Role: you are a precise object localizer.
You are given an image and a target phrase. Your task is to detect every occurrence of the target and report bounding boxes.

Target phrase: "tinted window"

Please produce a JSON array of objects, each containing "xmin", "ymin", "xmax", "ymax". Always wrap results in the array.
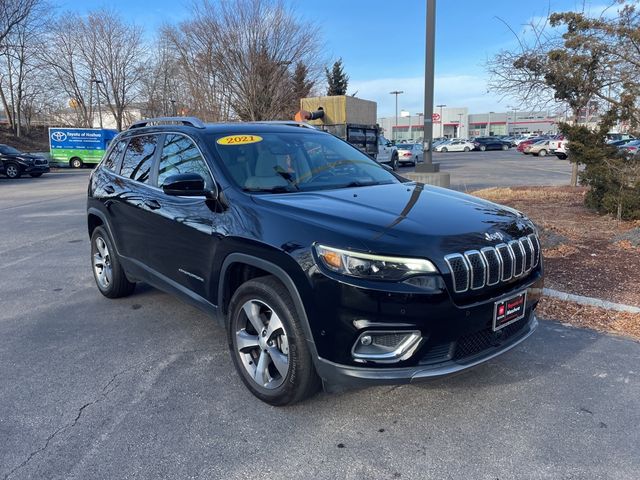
[
  {"xmin": 213, "ymin": 132, "xmax": 399, "ymax": 192},
  {"xmin": 103, "ymin": 140, "xmax": 127, "ymax": 171},
  {"xmin": 120, "ymin": 135, "xmax": 157, "ymax": 183},
  {"xmin": 158, "ymin": 134, "xmax": 212, "ymax": 189}
]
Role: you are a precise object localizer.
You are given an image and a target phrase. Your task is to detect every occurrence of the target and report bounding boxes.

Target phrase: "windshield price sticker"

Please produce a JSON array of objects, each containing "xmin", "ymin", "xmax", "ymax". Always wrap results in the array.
[{"xmin": 217, "ymin": 135, "xmax": 263, "ymax": 145}]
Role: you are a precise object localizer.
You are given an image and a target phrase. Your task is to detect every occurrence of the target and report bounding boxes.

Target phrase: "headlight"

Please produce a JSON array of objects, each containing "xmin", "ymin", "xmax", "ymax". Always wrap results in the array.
[{"xmin": 314, "ymin": 244, "xmax": 438, "ymax": 281}]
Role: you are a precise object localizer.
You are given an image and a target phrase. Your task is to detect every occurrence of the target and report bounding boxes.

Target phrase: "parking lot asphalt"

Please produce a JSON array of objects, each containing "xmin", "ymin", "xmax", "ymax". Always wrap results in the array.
[
  {"xmin": 1, "ymin": 163, "xmax": 639, "ymax": 480},
  {"xmin": 398, "ymin": 148, "xmax": 574, "ymax": 191}
]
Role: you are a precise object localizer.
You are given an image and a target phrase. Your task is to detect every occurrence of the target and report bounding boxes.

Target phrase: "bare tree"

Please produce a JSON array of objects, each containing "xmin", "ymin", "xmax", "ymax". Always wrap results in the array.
[
  {"xmin": 164, "ymin": 0, "xmax": 322, "ymax": 122},
  {"xmin": 0, "ymin": 0, "xmax": 39, "ymax": 45},
  {"xmin": 85, "ymin": 10, "xmax": 145, "ymax": 130}
]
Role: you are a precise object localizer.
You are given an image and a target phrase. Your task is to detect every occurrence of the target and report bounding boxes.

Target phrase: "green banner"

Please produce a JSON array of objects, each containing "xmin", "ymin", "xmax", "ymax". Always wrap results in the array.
[{"xmin": 50, "ymin": 148, "xmax": 105, "ymax": 165}]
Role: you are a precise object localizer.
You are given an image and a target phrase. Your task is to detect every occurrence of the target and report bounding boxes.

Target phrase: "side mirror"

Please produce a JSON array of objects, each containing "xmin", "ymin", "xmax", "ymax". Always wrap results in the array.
[
  {"xmin": 162, "ymin": 173, "xmax": 217, "ymax": 199},
  {"xmin": 386, "ymin": 142, "xmax": 393, "ymax": 147}
]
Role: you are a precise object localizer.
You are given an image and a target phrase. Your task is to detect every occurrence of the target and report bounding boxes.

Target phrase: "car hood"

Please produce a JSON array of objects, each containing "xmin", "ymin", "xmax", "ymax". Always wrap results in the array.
[{"xmin": 251, "ymin": 182, "xmax": 533, "ymax": 261}]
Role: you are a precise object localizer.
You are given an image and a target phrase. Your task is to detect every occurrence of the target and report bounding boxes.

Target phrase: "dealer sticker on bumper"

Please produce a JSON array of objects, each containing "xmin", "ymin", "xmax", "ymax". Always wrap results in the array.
[{"xmin": 493, "ymin": 291, "xmax": 527, "ymax": 331}]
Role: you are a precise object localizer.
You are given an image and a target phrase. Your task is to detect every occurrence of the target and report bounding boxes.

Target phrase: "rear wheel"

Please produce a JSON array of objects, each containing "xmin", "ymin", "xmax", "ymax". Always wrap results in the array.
[
  {"xmin": 501, "ymin": 144, "xmax": 508, "ymax": 150},
  {"xmin": 91, "ymin": 226, "xmax": 136, "ymax": 298},
  {"xmin": 479, "ymin": 145, "xmax": 486, "ymax": 151},
  {"xmin": 70, "ymin": 157, "xmax": 83, "ymax": 169},
  {"xmin": 538, "ymin": 149, "xmax": 547, "ymax": 157},
  {"xmin": 441, "ymin": 147, "xmax": 448, "ymax": 153},
  {"xmin": 227, "ymin": 276, "xmax": 320, "ymax": 406},
  {"xmin": 4, "ymin": 162, "xmax": 21, "ymax": 179},
  {"xmin": 463, "ymin": 146, "xmax": 470, "ymax": 152}
]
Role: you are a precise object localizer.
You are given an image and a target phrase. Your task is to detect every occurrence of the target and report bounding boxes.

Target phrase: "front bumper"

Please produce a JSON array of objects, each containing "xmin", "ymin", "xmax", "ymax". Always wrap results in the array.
[
  {"xmin": 24, "ymin": 164, "xmax": 50, "ymax": 174},
  {"xmin": 316, "ymin": 312, "xmax": 538, "ymax": 389}
]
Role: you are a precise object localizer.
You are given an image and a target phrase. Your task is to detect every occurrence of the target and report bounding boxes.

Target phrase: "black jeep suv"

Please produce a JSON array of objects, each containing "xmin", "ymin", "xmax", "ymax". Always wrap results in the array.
[
  {"xmin": 87, "ymin": 117, "xmax": 543, "ymax": 405},
  {"xmin": 0, "ymin": 144, "xmax": 49, "ymax": 178}
]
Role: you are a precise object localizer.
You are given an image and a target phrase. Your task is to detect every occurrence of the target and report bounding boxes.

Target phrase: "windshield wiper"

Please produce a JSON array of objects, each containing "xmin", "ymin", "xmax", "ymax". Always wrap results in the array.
[
  {"xmin": 341, "ymin": 180, "xmax": 385, "ymax": 188},
  {"xmin": 273, "ymin": 167, "xmax": 300, "ymax": 191},
  {"xmin": 243, "ymin": 186, "xmax": 297, "ymax": 193}
]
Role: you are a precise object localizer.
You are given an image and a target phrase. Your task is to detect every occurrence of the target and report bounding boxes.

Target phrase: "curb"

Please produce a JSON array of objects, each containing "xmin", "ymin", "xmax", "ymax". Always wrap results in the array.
[{"xmin": 543, "ymin": 288, "xmax": 640, "ymax": 314}]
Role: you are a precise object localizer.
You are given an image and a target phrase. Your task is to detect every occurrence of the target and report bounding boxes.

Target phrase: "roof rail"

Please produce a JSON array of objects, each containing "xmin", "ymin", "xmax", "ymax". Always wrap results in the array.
[
  {"xmin": 128, "ymin": 116, "xmax": 206, "ymax": 130},
  {"xmin": 248, "ymin": 121, "xmax": 317, "ymax": 130}
]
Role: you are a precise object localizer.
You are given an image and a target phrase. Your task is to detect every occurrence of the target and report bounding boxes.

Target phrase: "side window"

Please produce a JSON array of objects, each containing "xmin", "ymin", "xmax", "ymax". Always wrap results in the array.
[
  {"xmin": 103, "ymin": 140, "xmax": 127, "ymax": 171},
  {"xmin": 158, "ymin": 134, "xmax": 212, "ymax": 190},
  {"xmin": 120, "ymin": 135, "xmax": 157, "ymax": 183}
]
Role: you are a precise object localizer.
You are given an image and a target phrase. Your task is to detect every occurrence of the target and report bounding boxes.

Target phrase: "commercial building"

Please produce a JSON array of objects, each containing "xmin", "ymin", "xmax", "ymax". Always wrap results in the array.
[
  {"xmin": 378, "ymin": 108, "xmax": 560, "ymax": 142},
  {"xmin": 378, "ymin": 107, "xmax": 469, "ymax": 142}
]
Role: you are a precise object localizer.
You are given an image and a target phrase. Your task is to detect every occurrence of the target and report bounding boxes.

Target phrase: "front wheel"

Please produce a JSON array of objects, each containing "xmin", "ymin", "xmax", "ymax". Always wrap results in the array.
[
  {"xmin": 463, "ymin": 146, "xmax": 470, "ymax": 152},
  {"xmin": 70, "ymin": 157, "xmax": 83, "ymax": 169},
  {"xmin": 479, "ymin": 145, "xmax": 486, "ymax": 151},
  {"xmin": 441, "ymin": 147, "xmax": 448, "ymax": 153},
  {"xmin": 4, "ymin": 162, "xmax": 21, "ymax": 179},
  {"xmin": 538, "ymin": 149, "xmax": 547, "ymax": 157},
  {"xmin": 501, "ymin": 144, "xmax": 508, "ymax": 150},
  {"xmin": 390, "ymin": 153, "xmax": 399, "ymax": 171},
  {"xmin": 227, "ymin": 276, "xmax": 320, "ymax": 406}
]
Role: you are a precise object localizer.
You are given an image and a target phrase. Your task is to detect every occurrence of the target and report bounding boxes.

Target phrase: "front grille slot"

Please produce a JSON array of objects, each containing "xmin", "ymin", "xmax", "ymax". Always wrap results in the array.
[
  {"xmin": 509, "ymin": 240, "xmax": 525, "ymax": 277},
  {"xmin": 445, "ymin": 234, "xmax": 540, "ymax": 294},
  {"xmin": 444, "ymin": 254, "xmax": 469, "ymax": 293},
  {"xmin": 453, "ymin": 317, "xmax": 528, "ymax": 361}
]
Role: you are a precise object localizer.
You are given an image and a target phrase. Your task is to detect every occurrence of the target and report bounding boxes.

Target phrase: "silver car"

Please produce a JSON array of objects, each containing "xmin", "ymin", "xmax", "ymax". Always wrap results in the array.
[{"xmin": 396, "ymin": 143, "xmax": 423, "ymax": 165}]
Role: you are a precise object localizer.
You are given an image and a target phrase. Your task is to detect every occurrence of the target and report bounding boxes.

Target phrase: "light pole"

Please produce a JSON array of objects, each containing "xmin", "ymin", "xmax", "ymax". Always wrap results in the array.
[
  {"xmin": 417, "ymin": 0, "xmax": 436, "ymax": 171},
  {"xmin": 457, "ymin": 112, "xmax": 463, "ymax": 138},
  {"xmin": 91, "ymin": 77, "xmax": 103, "ymax": 129},
  {"xmin": 416, "ymin": 113, "xmax": 423, "ymax": 142},
  {"xmin": 436, "ymin": 104, "xmax": 446, "ymax": 138},
  {"xmin": 507, "ymin": 105, "xmax": 518, "ymax": 135},
  {"xmin": 390, "ymin": 90, "xmax": 404, "ymax": 142},
  {"xmin": 170, "ymin": 99, "xmax": 177, "ymax": 116}
]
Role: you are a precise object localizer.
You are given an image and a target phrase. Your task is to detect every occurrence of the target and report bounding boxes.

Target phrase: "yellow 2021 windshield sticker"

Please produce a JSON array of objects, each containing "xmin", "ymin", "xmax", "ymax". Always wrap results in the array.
[{"xmin": 216, "ymin": 135, "xmax": 263, "ymax": 145}]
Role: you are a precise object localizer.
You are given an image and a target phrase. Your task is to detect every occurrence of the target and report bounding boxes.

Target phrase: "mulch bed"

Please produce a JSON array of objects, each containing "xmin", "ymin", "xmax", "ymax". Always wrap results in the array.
[{"xmin": 472, "ymin": 186, "xmax": 640, "ymax": 340}]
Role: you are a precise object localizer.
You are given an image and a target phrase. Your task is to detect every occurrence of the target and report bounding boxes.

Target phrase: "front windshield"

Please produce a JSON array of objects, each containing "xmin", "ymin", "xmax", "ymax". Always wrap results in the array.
[
  {"xmin": 0, "ymin": 145, "xmax": 21, "ymax": 155},
  {"xmin": 212, "ymin": 131, "xmax": 401, "ymax": 193}
]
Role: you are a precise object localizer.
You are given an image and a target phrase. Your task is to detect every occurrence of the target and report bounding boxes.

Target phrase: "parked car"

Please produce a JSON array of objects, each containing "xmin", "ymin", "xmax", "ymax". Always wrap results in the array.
[
  {"xmin": 0, "ymin": 144, "xmax": 50, "ymax": 179},
  {"xmin": 608, "ymin": 138, "xmax": 635, "ymax": 147},
  {"xmin": 517, "ymin": 136, "xmax": 550, "ymax": 153},
  {"xmin": 523, "ymin": 140, "xmax": 551, "ymax": 156},
  {"xmin": 434, "ymin": 139, "xmax": 475, "ymax": 152},
  {"xmin": 376, "ymin": 135, "xmax": 399, "ymax": 170},
  {"xmin": 396, "ymin": 143, "xmax": 423, "ymax": 165},
  {"xmin": 472, "ymin": 137, "xmax": 511, "ymax": 151},
  {"xmin": 606, "ymin": 133, "xmax": 635, "ymax": 143},
  {"xmin": 87, "ymin": 117, "xmax": 544, "ymax": 405},
  {"xmin": 550, "ymin": 139, "xmax": 569, "ymax": 160},
  {"xmin": 618, "ymin": 139, "xmax": 640, "ymax": 157}
]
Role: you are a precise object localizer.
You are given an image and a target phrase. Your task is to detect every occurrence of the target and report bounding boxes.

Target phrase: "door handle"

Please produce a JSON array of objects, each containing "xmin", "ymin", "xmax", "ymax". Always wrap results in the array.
[
  {"xmin": 104, "ymin": 185, "xmax": 115, "ymax": 194},
  {"xmin": 144, "ymin": 199, "xmax": 161, "ymax": 210}
]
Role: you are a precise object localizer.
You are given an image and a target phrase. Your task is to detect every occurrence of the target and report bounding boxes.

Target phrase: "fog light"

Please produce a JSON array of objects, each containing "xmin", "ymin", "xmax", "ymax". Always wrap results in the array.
[{"xmin": 352, "ymin": 330, "xmax": 423, "ymax": 364}]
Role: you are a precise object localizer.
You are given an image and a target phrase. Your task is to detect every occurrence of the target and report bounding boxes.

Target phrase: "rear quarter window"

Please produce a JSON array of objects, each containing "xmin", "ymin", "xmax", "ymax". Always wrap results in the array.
[
  {"xmin": 120, "ymin": 135, "xmax": 158, "ymax": 183},
  {"xmin": 102, "ymin": 140, "xmax": 127, "ymax": 171}
]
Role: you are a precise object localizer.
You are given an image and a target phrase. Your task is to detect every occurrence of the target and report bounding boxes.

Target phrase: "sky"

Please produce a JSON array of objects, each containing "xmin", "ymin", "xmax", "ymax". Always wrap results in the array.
[{"xmin": 55, "ymin": 0, "xmax": 619, "ymax": 116}]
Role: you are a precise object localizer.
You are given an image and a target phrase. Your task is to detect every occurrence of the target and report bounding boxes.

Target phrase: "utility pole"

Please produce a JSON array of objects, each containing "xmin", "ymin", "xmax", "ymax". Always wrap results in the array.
[
  {"xmin": 457, "ymin": 112, "xmax": 463, "ymax": 138},
  {"xmin": 91, "ymin": 77, "xmax": 103, "ymax": 129},
  {"xmin": 417, "ymin": 0, "xmax": 437, "ymax": 172},
  {"xmin": 170, "ymin": 99, "xmax": 177, "ymax": 116},
  {"xmin": 390, "ymin": 91, "xmax": 404, "ymax": 142}
]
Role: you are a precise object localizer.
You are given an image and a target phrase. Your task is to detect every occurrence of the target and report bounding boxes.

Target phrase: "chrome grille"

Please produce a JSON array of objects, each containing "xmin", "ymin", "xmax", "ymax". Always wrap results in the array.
[{"xmin": 445, "ymin": 235, "xmax": 541, "ymax": 294}]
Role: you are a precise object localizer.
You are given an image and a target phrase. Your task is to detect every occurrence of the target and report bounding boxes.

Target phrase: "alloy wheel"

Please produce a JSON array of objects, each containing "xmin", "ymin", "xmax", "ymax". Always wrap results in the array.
[
  {"xmin": 93, "ymin": 236, "xmax": 113, "ymax": 289},
  {"xmin": 6, "ymin": 164, "xmax": 18, "ymax": 178},
  {"xmin": 235, "ymin": 299, "xmax": 289, "ymax": 389}
]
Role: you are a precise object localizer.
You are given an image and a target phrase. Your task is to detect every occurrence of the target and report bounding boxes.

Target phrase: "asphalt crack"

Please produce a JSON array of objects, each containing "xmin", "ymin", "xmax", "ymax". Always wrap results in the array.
[{"xmin": 3, "ymin": 348, "xmax": 210, "ymax": 479}]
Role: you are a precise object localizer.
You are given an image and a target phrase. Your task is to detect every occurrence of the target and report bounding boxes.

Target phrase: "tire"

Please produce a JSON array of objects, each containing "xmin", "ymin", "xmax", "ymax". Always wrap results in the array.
[
  {"xmin": 4, "ymin": 162, "xmax": 21, "ymax": 179},
  {"xmin": 90, "ymin": 226, "xmax": 136, "ymax": 298},
  {"xmin": 501, "ymin": 144, "xmax": 508, "ymax": 150},
  {"xmin": 479, "ymin": 145, "xmax": 486, "ymax": 152},
  {"xmin": 557, "ymin": 154, "xmax": 567, "ymax": 160},
  {"xmin": 30, "ymin": 173, "xmax": 43, "ymax": 178},
  {"xmin": 463, "ymin": 146, "xmax": 470, "ymax": 152},
  {"xmin": 441, "ymin": 147, "xmax": 448, "ymax": 153},
  {"xmin": 227, "ymin": 276, "xmax": 320, "ymax": 406},
  {"xmin": 390, "ymin": 153, "xmax": 399, "ymax": 171},
  {"xmin": 538, "ymin": 149, "xmax": 547, "ymax": 157},
  {"xmin": 70, "ymin": 157, "xmax": 83, "ymax": 169}
]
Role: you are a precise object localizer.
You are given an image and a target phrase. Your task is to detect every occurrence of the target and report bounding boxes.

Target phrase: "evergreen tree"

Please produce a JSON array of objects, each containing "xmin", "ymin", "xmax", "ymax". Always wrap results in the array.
[
  {"xmin": 292, "ymin": 62, "xmax": 314, "ymax": 100},
  {"xmin": 325, "ymin": 58, "xmax": 349, "ymax": 96}
]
